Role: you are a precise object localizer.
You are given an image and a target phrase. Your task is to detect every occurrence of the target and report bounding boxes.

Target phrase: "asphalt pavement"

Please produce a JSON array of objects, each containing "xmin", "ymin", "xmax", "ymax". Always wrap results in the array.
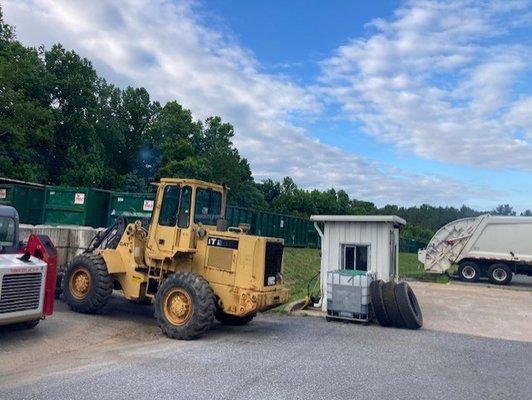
[{"xmin": 0, "ymin": 296, "xmax": 530, "ymax": 400}]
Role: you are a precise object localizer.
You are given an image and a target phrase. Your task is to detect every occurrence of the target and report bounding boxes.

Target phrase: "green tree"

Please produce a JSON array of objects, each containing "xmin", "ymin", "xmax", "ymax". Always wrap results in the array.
[
  {"xmin": 491, "ymin": 204, "xmax": 516, "ymax": 216},
  {"xmin": 0, "ymin": 10, "xmax": 55, "ymax": 182},
  {"xmin": 44, "ymin": 44, "xmax": 106, "ymax": 186}
]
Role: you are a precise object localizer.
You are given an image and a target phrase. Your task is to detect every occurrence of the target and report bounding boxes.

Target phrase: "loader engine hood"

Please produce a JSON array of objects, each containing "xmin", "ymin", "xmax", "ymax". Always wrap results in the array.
[{"xmin": 0, "ymin": 254, "xmax": 47, "ymax": 325}]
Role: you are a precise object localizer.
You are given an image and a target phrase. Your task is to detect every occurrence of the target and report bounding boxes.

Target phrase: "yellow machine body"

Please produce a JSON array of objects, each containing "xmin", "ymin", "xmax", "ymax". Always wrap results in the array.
[{"xmin": 99, "ymin": 178, "xmax": 289, "ymax": 317}]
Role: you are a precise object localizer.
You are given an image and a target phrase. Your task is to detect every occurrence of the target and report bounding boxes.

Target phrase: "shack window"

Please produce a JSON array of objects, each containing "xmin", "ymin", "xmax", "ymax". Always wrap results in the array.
[
  {"xmin": 194, "ymin": 189, "xmax": 222, "ymax": 225},
  {"xmin": 341, "ymin": 244, "xmax": 369, "ymax": 271},
  {"xmin": 158, "ymin": 185, "xmax": 180, "ymax": 226}
]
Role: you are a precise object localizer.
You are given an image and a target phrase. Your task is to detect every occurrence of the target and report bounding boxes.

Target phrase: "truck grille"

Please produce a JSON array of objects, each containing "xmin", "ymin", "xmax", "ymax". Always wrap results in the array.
[
  {"xmin": 0, "ymin": 273, "xmax": 42, "ymax": 314},
  {"xmin": 264, "ymin": 242, "xmax": 283, "ymax": 286}
]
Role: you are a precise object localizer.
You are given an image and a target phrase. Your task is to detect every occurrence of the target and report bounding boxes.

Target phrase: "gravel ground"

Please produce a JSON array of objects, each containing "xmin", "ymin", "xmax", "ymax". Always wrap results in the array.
[{"xmin": 0, "ymin": 294, "xmax": 531, "ymax": 400}]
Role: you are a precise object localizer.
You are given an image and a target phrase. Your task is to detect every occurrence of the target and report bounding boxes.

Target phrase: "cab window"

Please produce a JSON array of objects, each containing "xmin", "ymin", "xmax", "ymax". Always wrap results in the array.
[
  {"xmin": 158, "ymin": 185, "xmax": 180, "ymax": 226},
  {"xmin": 194, "ymin": 189, "xmax": 222, "ymax": 225},
  {"xmin": 177, "ymin": 186, "xmax": 192, "ymax": 228}
]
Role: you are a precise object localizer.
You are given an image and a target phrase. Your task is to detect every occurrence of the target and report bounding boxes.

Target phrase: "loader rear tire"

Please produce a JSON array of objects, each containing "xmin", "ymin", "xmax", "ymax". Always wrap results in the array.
[
  {"xmin": 215, "ymin": 309, "xmax": 255, "ymax": 326},
  {"xmin": 155, "ymin": 272, "xmax": 215, "ymax": 340},
  {"xmin": 62, "ymin": 254, "xmax": 112, "ymax": 313}
]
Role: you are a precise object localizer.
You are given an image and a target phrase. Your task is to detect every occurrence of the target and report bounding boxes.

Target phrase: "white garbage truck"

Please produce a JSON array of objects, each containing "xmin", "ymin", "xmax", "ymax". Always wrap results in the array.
[{"xmin": 418, "ymin": 215, "xmax": 532, "ymax": 285}]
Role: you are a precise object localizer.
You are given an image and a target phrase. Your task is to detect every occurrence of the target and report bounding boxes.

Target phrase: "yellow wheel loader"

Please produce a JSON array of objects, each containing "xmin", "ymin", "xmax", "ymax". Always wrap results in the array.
[{"xmin": 62, "ymin": 178, "xmax": 289, "ymax": 339}]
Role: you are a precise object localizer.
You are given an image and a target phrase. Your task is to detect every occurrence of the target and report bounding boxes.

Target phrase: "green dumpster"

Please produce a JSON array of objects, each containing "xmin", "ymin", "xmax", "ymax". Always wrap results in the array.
[
  {"xmin": 225, "ymin": 205, "xmax": 254, "ymax": 229},
  {"xmin": 108, "ymin": 192, "xmax": 156, "ymax": 226},
  {"xmin": 0, "ymin": 183, "xmax": 45, "ymax": 225},
  {"xmin": 42, "ymin": 186, "xmax": 111, "ymax": 228},
  {"xmin": 252, "ymin": 210, "xmax": 311, "ymax": 247}
]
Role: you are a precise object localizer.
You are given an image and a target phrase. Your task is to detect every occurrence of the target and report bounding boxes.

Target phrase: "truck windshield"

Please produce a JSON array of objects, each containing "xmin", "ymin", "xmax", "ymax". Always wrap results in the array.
[
  {"xmin": 194, "ymin": 189, "xmax": 222, "ymax": 226},
  {"xmin": 0, "ymin": 216, "xmax": 15, "ymax": 247}
]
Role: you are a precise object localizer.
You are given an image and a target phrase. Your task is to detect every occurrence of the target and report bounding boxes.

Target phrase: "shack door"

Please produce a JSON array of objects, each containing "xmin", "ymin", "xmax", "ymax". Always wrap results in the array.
[{"xmin": 390, "ymin": 230, "xmax": 398, "ymax": 280}]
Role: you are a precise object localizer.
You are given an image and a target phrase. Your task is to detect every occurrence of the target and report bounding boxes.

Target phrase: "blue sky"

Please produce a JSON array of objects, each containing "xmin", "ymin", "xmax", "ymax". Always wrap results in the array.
[
  {"xmin": 200, "ymin": 1, "xmax": 398, "ymax": 80},
  {"xmin": 4, "ymin": 0, "xmax": 532, "ymax": 211}
]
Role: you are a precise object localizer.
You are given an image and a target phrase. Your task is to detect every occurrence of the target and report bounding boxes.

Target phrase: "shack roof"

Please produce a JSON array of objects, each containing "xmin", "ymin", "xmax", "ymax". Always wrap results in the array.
[{"xmin": 310, "ymin": 215, "xmax": 406, "ymax": 226}]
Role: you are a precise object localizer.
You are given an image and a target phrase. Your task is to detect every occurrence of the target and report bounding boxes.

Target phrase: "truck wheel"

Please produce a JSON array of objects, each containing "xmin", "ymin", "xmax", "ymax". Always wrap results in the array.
[
  {"xmin": 369, "ymin": 280, "xmax": 392, "ymax": 326},
  {"xmin": 488, "ymin": 263, "xmax": 512, "ymax": 285},
  {"xmin": 215, "ymin": 308, "xmax": 255, "ymax": 326},
  {"xmin": 394, "ymin": 282, "xmax": 423, "ymax": 329},
  {"xmin": 62, "ymin": 254, "xmax": 113, "ymax": 313},
  {"xmin": 8, "ymin": 319, "xmax": 40, "ymax": 330},
  {"xmin": 155, "ymin": 272, "xmax": 215, "ymax": 340},
  {"xmin": 381, "ymin": 281, "xmax": 406, "ymax": 328},
  {"xmin": 458, "ymin": 261, "xmax": 480, "ymax": 282}
]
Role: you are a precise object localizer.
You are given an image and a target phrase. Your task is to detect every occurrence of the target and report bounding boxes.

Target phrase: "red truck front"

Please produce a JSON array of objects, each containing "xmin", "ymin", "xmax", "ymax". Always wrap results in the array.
[{"xmin": 0, "ymin": 235, "xmax": 57, "ymax": 329}]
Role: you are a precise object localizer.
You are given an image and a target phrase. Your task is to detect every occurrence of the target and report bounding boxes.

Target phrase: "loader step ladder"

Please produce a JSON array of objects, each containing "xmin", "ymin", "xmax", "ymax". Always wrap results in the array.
[{"xmin": 147, "ymin": 265, "xmax": 164, "ymax": 296}]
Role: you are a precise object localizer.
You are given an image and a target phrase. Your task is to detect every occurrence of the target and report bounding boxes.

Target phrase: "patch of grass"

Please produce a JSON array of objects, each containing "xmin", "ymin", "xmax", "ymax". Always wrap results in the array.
[
  {"xmin": 282, "ymin": 247, "xmax": 321, "ymax": 303},
  {"xmin": 399, "ymin": 252, "xmax": 425, "ymax": 276},
  {"xmin": 399, "ymin": 252, "xmax": 450, "ymax": 283}
]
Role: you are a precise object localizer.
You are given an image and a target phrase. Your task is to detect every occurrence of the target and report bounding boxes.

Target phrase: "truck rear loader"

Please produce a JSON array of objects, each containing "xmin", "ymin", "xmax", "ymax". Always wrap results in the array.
[
  {"xmin": 418, "ymin": 215, "xmax": 532, "ymax": 284},
  {"xmin": 62, "ymin": 178, "xmax": 289, "ymax": 339}
]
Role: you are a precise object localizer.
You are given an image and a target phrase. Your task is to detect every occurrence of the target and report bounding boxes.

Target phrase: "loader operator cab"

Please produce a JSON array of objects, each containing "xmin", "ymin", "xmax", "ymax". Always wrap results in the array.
[{"xmin": 146, "ymin": 179, "xmax": 226, "ymax": 259}]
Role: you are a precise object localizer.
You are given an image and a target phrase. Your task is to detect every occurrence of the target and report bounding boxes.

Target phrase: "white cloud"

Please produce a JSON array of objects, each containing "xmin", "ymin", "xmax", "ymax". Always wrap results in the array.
[
  {"xmin": 2, "ymin": 0, "xmax": 496, "ymax": 206},
  {"xmin": 506, "ymin": 97, "xmax": 532, "ymax": 138},
  {"xmin": 321, "ymin": 0, "xmax": 532, "ymax": 169}
]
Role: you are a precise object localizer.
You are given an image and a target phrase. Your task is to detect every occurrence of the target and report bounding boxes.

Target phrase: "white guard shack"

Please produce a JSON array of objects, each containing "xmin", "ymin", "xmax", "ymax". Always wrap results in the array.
[{"xmin": 310, "ymin": 215, "xmax": 406, "ymax": 312}]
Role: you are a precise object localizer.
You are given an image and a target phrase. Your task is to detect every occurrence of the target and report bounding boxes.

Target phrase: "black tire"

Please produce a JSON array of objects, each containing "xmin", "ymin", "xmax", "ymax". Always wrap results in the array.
[
  {"xmin": 487, "ymin": 263, "xmax": 512, "ymax": 285},
  {"xmin": 215, "ymin": 308, "xmax": 255, "ymax": 326},
  {"xmin": 370, "ymin": 280, "xmax": 392, "ymax": 326},
  {"xmin": 8, "ymin": 319, "xmax": 40, "ymax": 330},
  {"xmin": 458, "ymin": 261, "xmax": 481, "ymax": 282},
  {"xmin": 394, "ymin": 282, "xmax": 423, "ymax": 329},
  {"xmin": 62, "ymin": 254, "xmax": 113, "ymax": 313},
  {"xmin": 381, "ymin": 281, "xmax": 406, "ymax": 328},
  {"xmin": 154, "ymin": 272, "xmax": 215, "ymax": 340}
]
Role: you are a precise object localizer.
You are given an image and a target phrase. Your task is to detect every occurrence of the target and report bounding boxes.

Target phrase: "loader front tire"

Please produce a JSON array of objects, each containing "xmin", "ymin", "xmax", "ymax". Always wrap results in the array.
[
  {"xmin": 62, "ymin": 254, "xmax": 112, "ymax": 313},
  {"xmin": 155, "ymin": 272, "xmax": 215, "ymax": 340}
]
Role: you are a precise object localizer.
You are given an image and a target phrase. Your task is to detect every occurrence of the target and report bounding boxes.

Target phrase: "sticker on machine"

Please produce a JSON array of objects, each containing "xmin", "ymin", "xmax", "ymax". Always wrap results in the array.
[
  {"xmin": 0, "ymin": 189, "xmax": 6, "ymax": 199},
  {"xmin": 74, "ymin": 193, "xmax": 85, "ymax": 205},
  {"xmin": 143, "ymin": 200, "xmax": 154, "ymax": 211},
  {"xmin": 207, "ymin": 237, "xmax": 239, "ymax": 250}
]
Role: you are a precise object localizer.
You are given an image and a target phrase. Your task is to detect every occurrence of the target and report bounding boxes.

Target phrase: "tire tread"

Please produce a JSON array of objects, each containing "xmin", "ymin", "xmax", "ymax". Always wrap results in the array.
[
  {"xmin": 154, "ymin": 272, "xmax": 215, "ymax": 340},
  {"xmin": 62, "ymin": 254, "xmax": 112, "ymax": 313},
  {"xmin": 381, "ymin": 281, "xmax": 406, "ymax": 328}
]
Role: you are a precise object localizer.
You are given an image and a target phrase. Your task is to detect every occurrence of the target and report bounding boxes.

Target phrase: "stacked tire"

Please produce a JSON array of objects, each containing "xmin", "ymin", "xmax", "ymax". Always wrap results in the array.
[{"xmin": 370, "ymin": 280, "xmax": 423, "ymax": 329}]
